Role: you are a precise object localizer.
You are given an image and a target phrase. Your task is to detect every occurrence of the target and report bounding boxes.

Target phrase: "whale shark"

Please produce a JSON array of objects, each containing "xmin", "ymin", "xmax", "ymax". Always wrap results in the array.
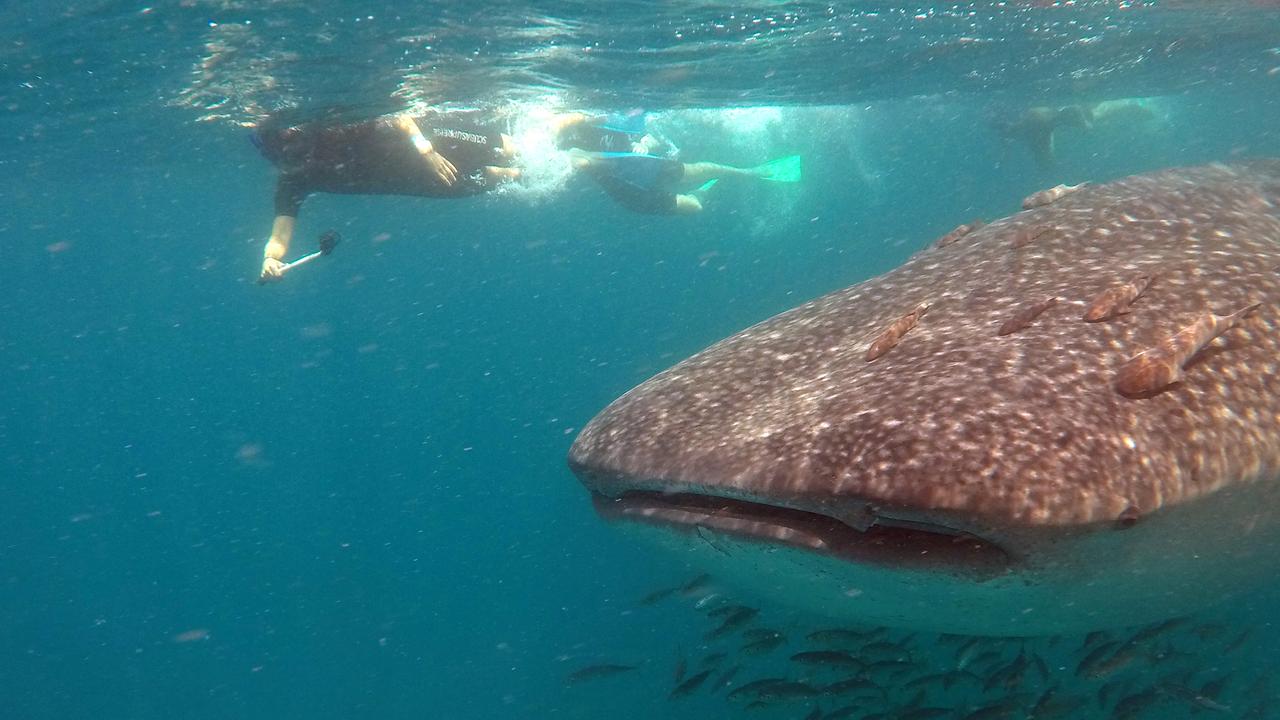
[{"xmin": 569, "ymin": 161, "xmax": 1280, "ymax": 636}]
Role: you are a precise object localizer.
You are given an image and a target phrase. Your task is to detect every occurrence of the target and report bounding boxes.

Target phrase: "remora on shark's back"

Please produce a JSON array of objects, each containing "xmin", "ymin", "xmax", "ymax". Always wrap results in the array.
[{"xmin": 570, "ymin": 161, "xmax": 1280, "ymax": 635}]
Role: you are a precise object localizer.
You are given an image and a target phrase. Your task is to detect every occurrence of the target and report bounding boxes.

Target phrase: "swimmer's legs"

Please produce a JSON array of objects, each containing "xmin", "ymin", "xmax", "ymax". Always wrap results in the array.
[
  {"xmin": 482, "ymin": 133, "xmax": 523, "ymax": 185},
  {"xmin": 680, "ymin": 161, "xmax": 758, "ymax": 184},
  {"xmin": 484, "ymin": 165, "xmax": 522, "ymax": 184},
  {"xmin": 674, "ymin": 194, "xmax": 704, "ymax": 214},
  {"xmin": 673, "ymin": 176, "xmax": 724, "ymax": 214},
  {"xmin": 498, "ymin": 133, "xmax": 519, "ymax": 162}
]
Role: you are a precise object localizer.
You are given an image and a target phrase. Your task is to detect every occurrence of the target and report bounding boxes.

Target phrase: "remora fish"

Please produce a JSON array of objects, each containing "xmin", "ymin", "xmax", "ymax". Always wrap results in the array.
[
  {"xmin": 1082, "ymin": 274, "xmax": 1153, "ymax": 322},
  {"xmin": 1114, "ymin": 303, "xmax": 1260, "ymax": 396},
  {"xmin": 569, "ymin": 161, "xmax": 1280, "ymax": 635},
  {"xmin": 1023, "ymin": 182, "xmax": 1088, "ymax": 209}
]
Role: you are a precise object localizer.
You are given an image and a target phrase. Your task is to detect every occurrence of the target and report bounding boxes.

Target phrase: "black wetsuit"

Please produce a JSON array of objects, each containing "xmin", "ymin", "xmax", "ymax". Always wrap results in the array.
[{"xmin": 252, "ymin": 112, "xmax": 511, "ymax": 217}]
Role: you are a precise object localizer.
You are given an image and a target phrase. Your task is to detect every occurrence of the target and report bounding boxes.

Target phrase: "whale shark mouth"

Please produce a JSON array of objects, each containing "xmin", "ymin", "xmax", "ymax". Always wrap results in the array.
[{"xmin": 591, "ymin": 490, "xmax": 1014, "ymax": 576}]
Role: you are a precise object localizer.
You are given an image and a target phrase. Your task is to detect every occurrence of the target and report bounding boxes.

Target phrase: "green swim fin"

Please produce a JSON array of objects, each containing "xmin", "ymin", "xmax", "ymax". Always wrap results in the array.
[{"xmin": 754, "ymin": 154, "xmax": 803, "ymax": 183}]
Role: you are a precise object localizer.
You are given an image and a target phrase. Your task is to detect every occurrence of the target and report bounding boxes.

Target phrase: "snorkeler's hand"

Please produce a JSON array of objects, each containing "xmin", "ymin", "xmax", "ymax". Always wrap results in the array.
[
  {"xmin": 422, "ymin": 148, "xmax": 458, "ymax": 186},
  {"xmin": 259, "ymin": 256, "xmax": 286, "ymax": 284}
]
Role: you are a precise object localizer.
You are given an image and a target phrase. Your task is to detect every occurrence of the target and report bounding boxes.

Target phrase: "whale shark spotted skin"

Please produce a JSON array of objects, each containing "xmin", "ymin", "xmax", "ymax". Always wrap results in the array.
[{"xmin": 570, "ymin": 161, "xmax": 1280, "ymax": 635}]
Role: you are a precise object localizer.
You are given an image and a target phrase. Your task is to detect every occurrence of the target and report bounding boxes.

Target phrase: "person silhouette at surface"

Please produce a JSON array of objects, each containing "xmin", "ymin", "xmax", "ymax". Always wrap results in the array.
[
  {"xmin": 552, "ymin": 111, "xmax": 801, "ymax": 215},
  {"xmin": 252, "ymin": 110, "xmax": 519, "ymax": 283}
]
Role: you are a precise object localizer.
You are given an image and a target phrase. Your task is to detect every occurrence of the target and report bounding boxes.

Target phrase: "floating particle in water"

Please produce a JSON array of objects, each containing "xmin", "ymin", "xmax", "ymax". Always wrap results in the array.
[
  {"xmin": 173, "ymin": 628, "xmax": 210, "ymax": 643},
  {"xmin": 299, "ymin": 323, "xmax": 332, "ymax": 339},
  {"xmin": 566, "ymin": 663, "xmax": 636, "ymax": 685},
  {"xmin": 235, "ymin": 442, "xmax": 266, "ymax": 466}
]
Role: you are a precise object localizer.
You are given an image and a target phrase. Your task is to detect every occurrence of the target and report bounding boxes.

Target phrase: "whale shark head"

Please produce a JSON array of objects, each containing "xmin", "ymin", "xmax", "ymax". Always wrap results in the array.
[{"xmin": 569, "ymin": 161, "xmax": 1280, "ymax": 636}]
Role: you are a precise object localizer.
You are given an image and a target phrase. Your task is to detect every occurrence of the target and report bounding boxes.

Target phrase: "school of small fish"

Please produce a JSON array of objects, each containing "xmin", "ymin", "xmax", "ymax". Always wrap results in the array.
[{"xmin": 567, "ymin": 572, "xmax": 1274, "ymax": 719}]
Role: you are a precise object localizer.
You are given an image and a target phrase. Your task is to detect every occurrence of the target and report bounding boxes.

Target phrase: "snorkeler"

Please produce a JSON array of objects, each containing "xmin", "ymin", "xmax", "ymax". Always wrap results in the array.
[
  {"xmin": 253, "ymin": 110, "xmax": 520, "ymax": 283},
  {"xmin": 994, "ymin": 98, "xmax": 1166, "ymax": 170},
  {"xmin": 553, "ymin": 112, "xmax": 802, "ymax": 215},
  {"xmin": 991, "ymin": 104, "xmax": 1093, "ymax": 170}
]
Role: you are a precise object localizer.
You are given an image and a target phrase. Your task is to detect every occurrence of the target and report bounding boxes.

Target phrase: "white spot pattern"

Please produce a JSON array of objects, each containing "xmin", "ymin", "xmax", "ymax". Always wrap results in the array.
[{"xmin": 570, "ymin": 162, "xmax": 1280, "ymax": 527}]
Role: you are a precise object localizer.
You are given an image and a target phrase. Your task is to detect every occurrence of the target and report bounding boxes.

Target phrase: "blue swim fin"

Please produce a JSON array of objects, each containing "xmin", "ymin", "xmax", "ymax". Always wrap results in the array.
[{"xmin": 753, "ymin": 155, "xmax": 803, "ymax": 183}]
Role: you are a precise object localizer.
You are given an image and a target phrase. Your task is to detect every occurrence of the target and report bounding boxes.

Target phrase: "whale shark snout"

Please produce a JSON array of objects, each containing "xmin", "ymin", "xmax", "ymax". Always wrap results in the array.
[{"xmin": 569, "ymin": 161, "xmax": 1280, "ymax": 636}]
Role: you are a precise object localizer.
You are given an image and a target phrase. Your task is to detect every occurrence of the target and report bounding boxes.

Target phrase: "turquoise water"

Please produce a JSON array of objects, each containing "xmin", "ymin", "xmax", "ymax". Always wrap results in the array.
[{"xmin": 3, "ymin": 2, "xmax": 1280, "ymax": 719}]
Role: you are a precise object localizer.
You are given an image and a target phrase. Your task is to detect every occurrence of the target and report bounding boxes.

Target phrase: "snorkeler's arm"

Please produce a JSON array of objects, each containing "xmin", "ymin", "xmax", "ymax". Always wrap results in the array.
[
  {"xmin": 635, "ymin": 131, "xmax": 677, "ymax": 157},
  {"xmin": 259, "ymin": 174, "xmax": 309, "ymax": 283},
  {"xmin": 549, "ymin": 112, "xmax": 592, "ymax": 136},
  {"xmin": 259, "ymin": 215, "xmax": 295, "ymax": 283},
  {"xmin": 395, "ymin": 115, "xmax": 457, "ymax": 186}
]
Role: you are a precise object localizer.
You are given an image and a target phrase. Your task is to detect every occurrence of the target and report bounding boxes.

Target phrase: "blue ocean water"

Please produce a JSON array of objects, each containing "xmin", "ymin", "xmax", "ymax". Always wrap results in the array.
[{"xmin": 3, "ymin": 2, "xmax": 1280, "ymax": 719}]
